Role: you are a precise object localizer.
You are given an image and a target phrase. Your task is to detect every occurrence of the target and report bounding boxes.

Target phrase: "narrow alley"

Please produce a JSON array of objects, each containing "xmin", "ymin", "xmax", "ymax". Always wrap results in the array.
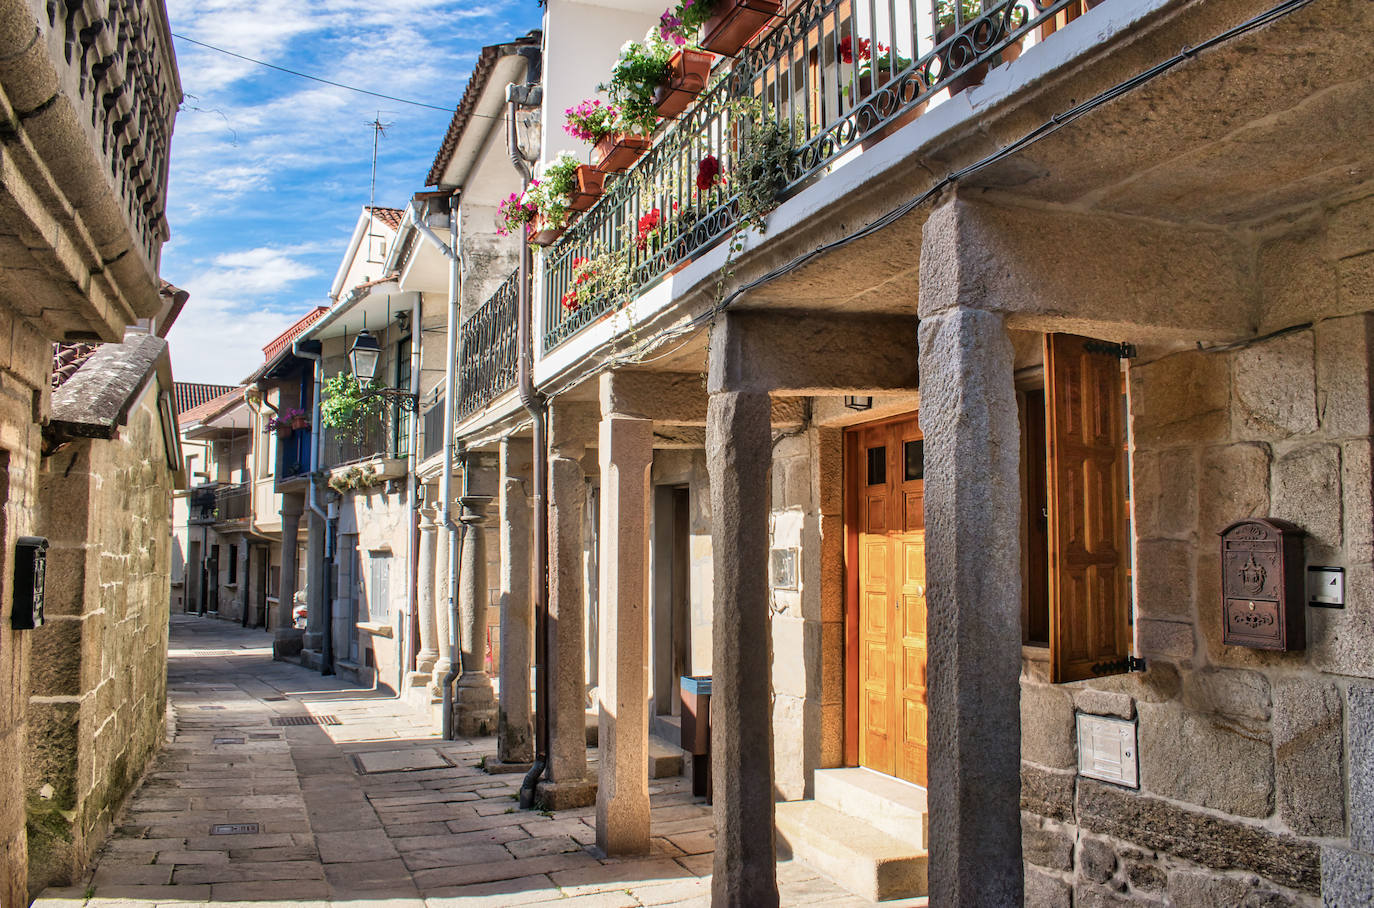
[{"xmin": 33, "ymin": 616, "xmax": 919, "ymax": 907}]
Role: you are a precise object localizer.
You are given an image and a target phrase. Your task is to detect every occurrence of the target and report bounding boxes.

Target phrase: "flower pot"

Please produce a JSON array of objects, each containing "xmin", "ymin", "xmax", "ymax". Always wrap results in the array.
[
  {"xmin": 275, "ymin": 423, "xmax": 294, "ymax": 439},
  {"xmin": 936, "ymin": 23, "xmax": 989, "ymax": 95},
  {"xmin": 528, "ymin": 214, "xmax": 565, "ymax": 247},
  {"xmin": 653, "ymin": 49, "xmax": 714, "ymax": 119},
  {"xmin": 290, "ymin": 415, "xmax": 310, "ymax": 430},
  {"xmin": 700, "ymin": 0, "xmax": 781, "ymax": 56},
  {"xmin": 594, "ymin": 133, "xmax": 652, "ymax": 173},
  {"xmin": 568, "ymin": 165, "xmax": 605, "ymax": 212}
]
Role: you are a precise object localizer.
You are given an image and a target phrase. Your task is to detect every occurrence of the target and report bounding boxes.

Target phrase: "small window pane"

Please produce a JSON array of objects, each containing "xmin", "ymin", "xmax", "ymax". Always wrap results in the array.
[
  {"xmin": 904, "ymin": 440, "xmax": 924, "ymax": 481},
  {"xmin": 867, "ymin": 446, "xmax": 886, "ymax": 485}
]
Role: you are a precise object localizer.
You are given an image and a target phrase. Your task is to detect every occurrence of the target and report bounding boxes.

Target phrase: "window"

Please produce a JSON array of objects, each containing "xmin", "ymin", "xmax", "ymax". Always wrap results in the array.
[
  {"xmin": 394, "ymin": 336, "xmax": 412, "ymax": 458},
  {"xmin": 368, "ymin": 552, "xmax": 391, "ymax": 620},
  {"xmin": 1020, "ymin": 334, "xmax": 1132, "ymax": 682},
  {"xmin": 227, "ymin": 544, "xmax": 238, "ymax": 585}
]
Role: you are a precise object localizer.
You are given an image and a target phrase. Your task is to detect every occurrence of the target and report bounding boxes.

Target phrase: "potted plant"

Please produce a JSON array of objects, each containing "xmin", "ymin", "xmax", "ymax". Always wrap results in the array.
[
  {"xmin": 569, "ymin": 164, "xmax": 606, "ymax": 211},
  {"xmin": 527, "ymin": 154, "xmax": 579, "ymax": 246},
  {"xmin": 285, "ymin": 407, "xmax": 310, "ymax": 430},
  {"xmin": 602, "ymin": 37, "xmax": 674, "ymax": 120},
  {"xmin": 558, "ymin": 248, "xmax": 630, "ymax": 314},
  {"xmin": 496, "ymin": 185, "xmax": 538, "ymax": 237},
  {"xmin": 565, "ymin": 99, "xmax": 651, "ymax": 173},
  {"xmin": 934, "ymin": 0, "xmax": 990, "ymax": 95},
  {"xmin": 266, "ymin": 412, "xmax": 295, "ymax": 438},
  {"xmin": 320, "ymin": 372, "xmax": 382, "ymax": 444},
  {"xmin": 661, "ymin": 0, "xmax": 780, "ymax": 57}
]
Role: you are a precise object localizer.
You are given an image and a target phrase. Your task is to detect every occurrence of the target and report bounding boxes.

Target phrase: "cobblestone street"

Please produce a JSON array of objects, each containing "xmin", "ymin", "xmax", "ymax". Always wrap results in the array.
[{"xmin": 33, "ymin": 615, "xmax": 921, "ymax": 907}]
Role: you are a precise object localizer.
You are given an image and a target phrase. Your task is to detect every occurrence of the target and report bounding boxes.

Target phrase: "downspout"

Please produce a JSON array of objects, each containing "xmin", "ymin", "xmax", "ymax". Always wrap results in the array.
[
  {"xmin": 507, "ymin": 80, "xmax": 551, "ymax": 810},
  {"xmin": 406, "ymin": 292, "xmax": 423, "ymax": 691},
  {"xmin": 411, "ymin": 195, "xmax": 465, "ymax": 739},
  {"xmin": 293, "ymin": 339, "xmax": 334, "ymax": 674}
]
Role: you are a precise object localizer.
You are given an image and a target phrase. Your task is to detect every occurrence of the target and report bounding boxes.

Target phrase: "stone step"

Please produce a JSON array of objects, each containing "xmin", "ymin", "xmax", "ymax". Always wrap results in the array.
[
  {"xmin": 776, "ymin": 800, "xmax": 929, "ymax": 903},
  {"xmin": 814, "ymin": 767, "xmax": 929, "ymax": 850},
  {"xmin": 650, "ymin": 711, "xmax": 682, "ymax": 744},
  {"xmin": 648, "ymin": 735, "xmax": 684, "ymax": 778}
]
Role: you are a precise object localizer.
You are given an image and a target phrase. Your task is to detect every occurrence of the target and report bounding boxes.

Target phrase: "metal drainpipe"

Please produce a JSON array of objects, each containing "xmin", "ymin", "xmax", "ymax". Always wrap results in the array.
[
  {"xmin": 405, "ymin": 290, "xmax": 423, "ymax": 690},
  {"xmin": 293, "ymin": 340, "xmax": 334, "ymax": 675},
  {"xmin": 507, "ymin": 87, "xmax": 551, "ymax": 810}
]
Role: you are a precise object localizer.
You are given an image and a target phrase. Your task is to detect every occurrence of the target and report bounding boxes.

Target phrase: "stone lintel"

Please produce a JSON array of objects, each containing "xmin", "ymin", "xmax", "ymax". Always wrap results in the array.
[
  {"xmin": 601, "ymin": 371, "xmax": 707, "ymax": 423},
  {"xmin": 707, "ymin": 310, "xmax": 919, "ymax": 395},
  {"xmin": 917, "ymin": 196, "xmax": 1254, "ymax": 340},
  {"xmin": 549, "ymin": 399, "xmax": 601, "ymax": 455}
]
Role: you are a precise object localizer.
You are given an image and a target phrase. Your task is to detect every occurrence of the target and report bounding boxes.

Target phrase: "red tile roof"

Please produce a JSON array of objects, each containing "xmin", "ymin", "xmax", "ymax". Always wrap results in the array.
[
  {"xmin": 51, "ymin": 342, "xmax": 101, "ymax": 389},
  {"xmin": 262, "ymin": 306, "xmax": 330, "ymax": 363},
  {"xmin": 174, "ymin": 382, "xmax": 237, "ymax": 415},
  {"xmin": 426, "ymin": 31, "xmax": 542, "ymax": 188},
  {"xmin": 367, "ymin": 206, "xmax": 405, "ymax": 231},
  {"xmin": 177, "ymin": 386, "xmax": 243, "ymax": 427}
]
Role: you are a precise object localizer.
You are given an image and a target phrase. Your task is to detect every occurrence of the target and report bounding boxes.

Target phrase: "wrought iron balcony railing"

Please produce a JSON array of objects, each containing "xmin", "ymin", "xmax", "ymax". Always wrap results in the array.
[
  {"xmin": 543, "ymin": 0, "xmax": 1082, "ymax": 353},
  {"xmin": 457, "ymin": 270, "xmax": 520, "ymax": 420},
  {"xmin": 422, "ymin": 393, "xmax": 447, "ymax": 461},
  {"xmin": 322, "ymin": 411, "xmax": 399, "ymax": 469},
  {"xmin": 214, "ymin": 483, "xmax": 251, "ymax": 522}
]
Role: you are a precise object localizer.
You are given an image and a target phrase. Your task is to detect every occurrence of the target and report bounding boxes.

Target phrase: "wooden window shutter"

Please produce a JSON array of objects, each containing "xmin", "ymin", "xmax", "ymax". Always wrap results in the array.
[{"xmin": 1045, "ymin": 333, "xmax": 1132, "ymax": 683}]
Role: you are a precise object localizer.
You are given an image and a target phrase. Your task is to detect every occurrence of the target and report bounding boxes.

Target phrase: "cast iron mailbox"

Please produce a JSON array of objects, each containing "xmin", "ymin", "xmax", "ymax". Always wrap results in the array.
[
  {"xmin": 1219, "ymin": 519, "xmax": 1304, "ymax": 650},
  {"xmin": 11, "ymin": 536, "xmax": 48, "ymax": 630}
]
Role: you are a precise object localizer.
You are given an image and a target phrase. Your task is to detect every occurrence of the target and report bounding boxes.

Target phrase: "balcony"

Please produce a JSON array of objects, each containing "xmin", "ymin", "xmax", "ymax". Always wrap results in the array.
[
  {"xmin": 457, "ymin": 270, "xmax": 519, "ymax": 420},
  {"xmin": 0, "ymin": 0, "xmax": 181, "ymax": 337},
  {"xmin": 542, "ymin": 0, "xmax": 1082, "ymax": 353},
  {"xmin": 215, "ymin": 483, "xmax": 251, "ymax": 522},
  {"xmin": 422, "ymin": 393, "xmax": 448, "ymax": 462}
]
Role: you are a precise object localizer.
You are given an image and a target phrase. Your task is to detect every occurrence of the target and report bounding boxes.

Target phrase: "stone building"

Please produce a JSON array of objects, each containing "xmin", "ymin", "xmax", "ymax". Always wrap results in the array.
[
  {"xmin": 0, "ymin": 0, "xmax": 181, "ymax": 900},
  {"xmin": 421, "ymin": 0, "xmax": 1374, "ymax": 903}
]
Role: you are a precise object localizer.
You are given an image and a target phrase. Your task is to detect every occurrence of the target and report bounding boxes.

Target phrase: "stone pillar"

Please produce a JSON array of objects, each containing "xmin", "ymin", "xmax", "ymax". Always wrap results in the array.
[
  {"xmin": 274, "ymin": 499, "xmax": 304, "ymax": 658},
  {"xmin": 498, "ymin": 436, "xmax": 535, "ymax": 765},
  {"xmin": 917, "ymin": 305, "xmax": 1023, "ymax": 906},
  {"xmin": 414, "ymin": 506, "xmax": 439, "ymax": 676},
  {"xmin": 595, "ymin": 387, "xmax": 653, "ymax": 855},
  {"xmin": 539, "ymin": 401, "xmax": 599, "ymax": 809},
  {"xmin": 454, "ymin": 495, "xmax": 497, "ymax": 736},
  {"xmin": 431, "ymin": 522, "xmax": 453, "ymax": 696},
  {"xmin": 302, "ymin": 506, "xmax": 325, "ymax": 662},
  {"xmin": 706, "ymin": 389, "xmax": 779, "ymax": 908}
]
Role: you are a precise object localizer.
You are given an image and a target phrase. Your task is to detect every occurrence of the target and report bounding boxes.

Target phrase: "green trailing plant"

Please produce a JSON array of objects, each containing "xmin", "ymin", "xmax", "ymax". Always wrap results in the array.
[
  {"xmin": 732, "ymin": 99, "xmax": 794, "ymax": 230},
  {"xmin": 599, "ymin": 37, "xmax": 674, "ymax": 134},
  {"xmin": 560, "ymin": 246, "xmax": 632, "ymax": 313},
  {"xmin": 320, "ymin": 372, "xmax": 382, "ymax": 444},
  {"xmin": 327, "ymin": 464, "xmax": 382, "ymax": 494},
  {"xmin": 531, "ymin": 152, "xmax": 581, "ymax": 230}
]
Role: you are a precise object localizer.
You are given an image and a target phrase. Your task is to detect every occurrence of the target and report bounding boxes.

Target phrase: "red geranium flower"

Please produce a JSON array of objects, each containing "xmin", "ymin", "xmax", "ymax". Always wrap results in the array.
[
  {"xmin": 696, "ymin": 154, "xmax": 721, "ymax": 192},
  {"xmin": 635, "ymin": 208, "xmax": 662, "ymax": 251},
  {"xmin": 838, "ymin": 36, "xmax": 872, "ymax": 64}
]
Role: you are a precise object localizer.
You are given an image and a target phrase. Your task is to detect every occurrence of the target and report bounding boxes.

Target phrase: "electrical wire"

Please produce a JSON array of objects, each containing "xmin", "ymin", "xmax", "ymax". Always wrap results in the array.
[
  {"xmin": 172, "ymin": 33, "xmax": 460, "ymax": 113},
  {"xmin": 542, "ymin": 0, "xmax": 1318, "ymax": 399}
]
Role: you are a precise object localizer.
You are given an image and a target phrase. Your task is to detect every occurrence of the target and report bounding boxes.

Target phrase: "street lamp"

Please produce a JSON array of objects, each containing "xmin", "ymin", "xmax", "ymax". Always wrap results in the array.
[{"xmin": 348, "ymin": 330, "xmax": 418, "ymax": 413}]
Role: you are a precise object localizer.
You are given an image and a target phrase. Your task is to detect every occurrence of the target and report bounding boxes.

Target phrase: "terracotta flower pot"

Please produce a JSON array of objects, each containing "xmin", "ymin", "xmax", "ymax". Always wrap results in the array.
[
  {"xmin": 569, "ymin": 165, "xmax": 605, "ymax": 212},
  {"xmin": 594, "ymin": 133, "xmax": 652, "ymax": 173},
  {"xmin": 653, "ymin": 49, "xmax": 714, "ymax": 119},
  {"xmin": 700, "ymin": 0, "xmax": 781, "ymax": 56},
  {"xmin": 290, "ymin": 415, "xmax": 310, "ymax": 430},
  {"xmin": 528, "ymin": 214, "xmax": 565, "ymax": 247},
  {"xmin": 275, "ymin": 423, "xmax": 294, "ymax": 439},
  {"xmin": 936, "ymin": 23, "xmax": 989, "ymax": 96}
]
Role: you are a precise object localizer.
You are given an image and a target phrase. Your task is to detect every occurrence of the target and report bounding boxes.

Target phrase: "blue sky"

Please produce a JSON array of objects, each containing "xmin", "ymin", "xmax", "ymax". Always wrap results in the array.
[{"xmin": 162, "ymin": 0, "xmax": 543, "ymax": 384}]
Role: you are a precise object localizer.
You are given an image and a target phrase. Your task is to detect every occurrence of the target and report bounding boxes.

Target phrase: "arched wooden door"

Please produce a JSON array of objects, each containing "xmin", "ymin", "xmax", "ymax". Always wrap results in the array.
[{"xmin": 847, "ymin": 413, "xmax": 928, "ymax": 786}]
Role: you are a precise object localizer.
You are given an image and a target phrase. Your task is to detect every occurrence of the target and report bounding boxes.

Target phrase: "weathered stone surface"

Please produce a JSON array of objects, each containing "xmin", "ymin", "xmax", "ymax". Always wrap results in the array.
[
  {"xmin": 1310, "ymin": 562, "xmax": 1374, "ymax": 680},
  {"xmin": 1021, "ymin": 683, "xmax": 1076, "ymax": 769},
  {"xmin": 1343, "ymin": 440, "xmax": 1374, "ymax": 564},
  {"xmin": 1271, "ymin": 443, "xmax": 1342, "ymax": 546},
  {"xmin": 1349, "ymin": 685, "xmax": 1374, "ymax": 853},
  {"xmin": 1272, "ymin": 679, "xmax": 1344, "ymax": 837},
  {"xmin": 1129, "ymin": 350, "xmax": 1231, "ymax": 448},
  {"xmin": 1136, "ymin": 619, "xmax": 1195, "ymax": 664},
  {"xmin": 1073, "ymin": 688, "xmax": 1135, "ymax": 721},
  {"xmin": 1182, "ymin": 668, "xmax": 1272, "ymax": 722},
  {"xmin": 1132, "ymin": 448, "xmax": 1197, "ymax": 540},
  {"xmin": 1167, "ymin": 870, "xmax": 1248, "ymax": 907},
  {"xmin": 1021, "ymin": 814, "xmax": 1073, "ymax": 871},
  {"xmin": 48, "ymin": 335, "xmax": 169, "ymax": 438},
  {"xmin": 1125, "ymin": 860, "xmax": 1166, "ymax": 893},
  {"xmin": 1321, "ymin": 846, "xmax": 1374, "ymax": 907},
  {"xmin": 1327, "ymin": 194, "xmax": 1374, "ymax": 261},
  {"xmin": 1134, "ymin": 539, "xmax": 1195, "ymax": 621},
  {"xmin": 1197, "ymin": 443, "xmax": 1271, "ymax": 537},
  {"xmin": 1076, "ymin": 780, "xmax": 1320, "ymax": 894},
  {"xmin": 1242, "ymin": 888, "xmax": 1300, "ymax": 908},
  {"xmin": 1078, "ymin": 837, "xmax": 1117, "ymax": 884},
  {"xmin": 1021, "ymin": 764, "xmax": 1076, "ymax": 822},
  {"xmin": 1232, "ymin": 330, "xmax": 1318, "ymax": 440},
  {"xmin": 1137, "ymin": 702, "xmax": 1272, "ymax": 817},
  {"xmin": 1074, "ymin": 881, "xmax": 1142, "ymax": 907},
  {"xmin": 1315, "ymin": 313, "xmax": 1374, "ymax": 438},
  {"xmin": 1024, "ymin": 866, "xmax": 1072, "ymax": 907}
]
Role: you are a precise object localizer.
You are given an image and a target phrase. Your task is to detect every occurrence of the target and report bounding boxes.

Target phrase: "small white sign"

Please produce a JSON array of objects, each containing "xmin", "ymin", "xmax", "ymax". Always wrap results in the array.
[
  {"xmin": 1077, "ymin": 714, "xmax": 1139, "ymax": 789},
  {"xmin": 1308, "ymin": 566, "xmax": 1345, "ymax": 608}
]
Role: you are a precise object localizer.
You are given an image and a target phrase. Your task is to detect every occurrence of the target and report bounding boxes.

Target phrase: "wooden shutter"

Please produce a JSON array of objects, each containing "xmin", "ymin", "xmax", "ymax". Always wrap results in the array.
[{"xmin": 1045, "ymin": 334, "xmax": 1131, "ymax": 683}]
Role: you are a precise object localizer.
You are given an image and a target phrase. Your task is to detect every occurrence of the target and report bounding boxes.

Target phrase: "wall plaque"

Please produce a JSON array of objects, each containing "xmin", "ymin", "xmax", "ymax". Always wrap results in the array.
[{"xmin": 1219, "ymin": 518, "xmax": 1304, "ymax": 651}]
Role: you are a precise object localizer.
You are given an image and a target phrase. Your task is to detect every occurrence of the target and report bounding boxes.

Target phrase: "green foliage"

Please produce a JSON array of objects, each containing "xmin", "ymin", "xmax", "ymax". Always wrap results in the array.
[
  {"xmin": 600, "ymin": 38, "xmax": 674, "ymax": 134},
  {"xmin": 732, "ymin": 99, "xmax": 794, "ymax": 230},
  {"xmin": 935, "ymin": 0, "xmax": 984, "ymax": 28},
  {"xmin": 326, "ymin": 464, "xmax": 381, "ymax": 495},
  {"xmin": 319, "ymin": 372, "xmax": 381, "ymax": 443},
  {"xmin": 531, "ymin": 152, "xmax": 581, "ymax": 230}
]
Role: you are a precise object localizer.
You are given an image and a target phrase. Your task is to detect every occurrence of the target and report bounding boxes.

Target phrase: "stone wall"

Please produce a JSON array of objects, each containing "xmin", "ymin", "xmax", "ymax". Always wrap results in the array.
[
  {"xmin": 1020, "ymin": 244, "xmax": 1374, "ymax": 904},
  {"xmin": 27, "ymin": 386, "xmax": 172, "ymax": 895},
  {"xmin": 0, "ymin": 313, "xmax": 55, "ymax": 906}
]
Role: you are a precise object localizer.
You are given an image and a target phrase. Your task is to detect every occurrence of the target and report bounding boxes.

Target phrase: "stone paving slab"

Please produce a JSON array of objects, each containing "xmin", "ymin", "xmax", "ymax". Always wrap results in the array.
[{"xmin": 33, "ymin": 614, "xmax": 923, "ymax": 907}]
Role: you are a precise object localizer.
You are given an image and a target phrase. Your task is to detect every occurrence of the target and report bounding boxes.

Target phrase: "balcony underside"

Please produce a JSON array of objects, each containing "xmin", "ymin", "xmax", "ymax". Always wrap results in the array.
[{"xmin": 532, "ymin": 0, "xmax": 1372, "ymax": 395}]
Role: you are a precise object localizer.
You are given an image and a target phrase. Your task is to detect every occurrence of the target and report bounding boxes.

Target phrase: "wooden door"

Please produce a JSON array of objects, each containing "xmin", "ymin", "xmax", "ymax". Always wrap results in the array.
[{"xmin": 850, "ymin": 413, "xmax": 928, "ymax": 786}]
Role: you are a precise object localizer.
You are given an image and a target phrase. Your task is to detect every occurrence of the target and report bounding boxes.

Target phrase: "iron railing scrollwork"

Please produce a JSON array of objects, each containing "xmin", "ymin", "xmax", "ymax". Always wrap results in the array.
[
  {"xmin": 457, "ymin": 271, "xmax": 520, "ymax": 420},
  {"xmin": 542, "ymin": 0, "xmax": 1080, "ymax": 353}
]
